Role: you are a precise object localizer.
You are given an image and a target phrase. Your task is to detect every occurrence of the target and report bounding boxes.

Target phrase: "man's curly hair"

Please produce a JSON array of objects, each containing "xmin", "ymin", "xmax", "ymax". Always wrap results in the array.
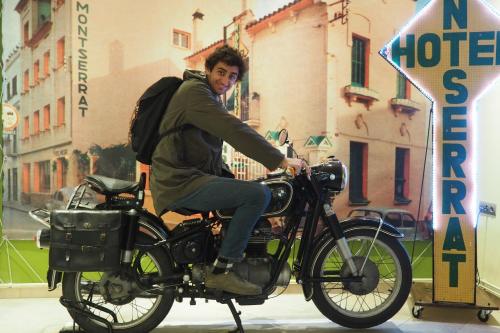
[{"xmin": 205, "ymin": 45, "xmax": 247, "ymax": 81}]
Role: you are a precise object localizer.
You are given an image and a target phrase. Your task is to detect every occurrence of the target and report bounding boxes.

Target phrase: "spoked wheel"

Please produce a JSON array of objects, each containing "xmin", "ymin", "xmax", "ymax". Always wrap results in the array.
[
  {"xmin": 62, "ymin": 237, "xmax": 175, "ymax": 333},
  {"xmin": 310, "ymin": 229, "xmax": 412, "ymax": 328}
]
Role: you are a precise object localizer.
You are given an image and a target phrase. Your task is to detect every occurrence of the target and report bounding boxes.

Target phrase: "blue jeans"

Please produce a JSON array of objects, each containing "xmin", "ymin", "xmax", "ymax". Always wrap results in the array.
[{"xmin": 170, "ymin": 177, "xmax": 271, "ymax": 262}]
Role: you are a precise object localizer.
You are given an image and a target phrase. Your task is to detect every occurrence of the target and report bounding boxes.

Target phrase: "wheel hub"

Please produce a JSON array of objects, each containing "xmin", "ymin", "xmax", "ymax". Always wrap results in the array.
[
  {"xmin": 99, "ymin": 272, "xmax": 138, "ymax": 305},
  {"xmin": 340, "ymin": 256, "xmax": 380, "ymax": 295}
]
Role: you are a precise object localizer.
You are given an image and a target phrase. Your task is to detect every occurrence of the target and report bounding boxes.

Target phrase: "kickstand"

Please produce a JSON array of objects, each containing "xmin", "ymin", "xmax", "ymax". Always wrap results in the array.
[{"xmin": 222, "ymin": 299, "xmax": 245, "ymax": 333}]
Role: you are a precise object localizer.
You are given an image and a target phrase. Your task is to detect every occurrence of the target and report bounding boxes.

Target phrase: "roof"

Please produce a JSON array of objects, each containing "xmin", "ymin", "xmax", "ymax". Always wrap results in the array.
[
  {"xmin": 246, "ymin": 0, "xmax": 315, "ymax": 35},
  {"xmin": 15, "ymin": 0, "xmax": 28, "ymax": 13},
  {"xmin": 185, "ymin": 39, "xmax": 225, "ymax": 62}
]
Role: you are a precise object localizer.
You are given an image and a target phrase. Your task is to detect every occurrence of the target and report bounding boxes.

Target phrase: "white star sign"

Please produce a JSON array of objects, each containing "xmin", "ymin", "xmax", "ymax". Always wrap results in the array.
[{"xmin": 380, "ymin": 0, "xmax": 500, "ymax": 304}]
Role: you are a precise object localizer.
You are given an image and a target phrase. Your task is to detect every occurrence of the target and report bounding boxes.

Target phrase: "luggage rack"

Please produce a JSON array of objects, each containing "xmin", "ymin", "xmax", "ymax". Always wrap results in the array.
[
  {"xmin": 29, "ymin": 184, "xmax": 97, "ymax": 227},
  {"xmin": 66, "ymin": 183, "xmax": 96, "ymax": 210}
]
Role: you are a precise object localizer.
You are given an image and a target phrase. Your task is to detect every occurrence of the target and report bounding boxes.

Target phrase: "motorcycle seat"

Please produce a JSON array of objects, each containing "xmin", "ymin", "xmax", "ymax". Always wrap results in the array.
[{"xmin": 85, "ymin": 175, "xmax": 139, "ymax": 196}]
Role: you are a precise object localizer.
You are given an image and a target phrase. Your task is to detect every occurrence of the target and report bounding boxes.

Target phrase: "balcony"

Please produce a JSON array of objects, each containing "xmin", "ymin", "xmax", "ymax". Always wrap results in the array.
[
  {"xmin": 344, "ymin": 85, "xmax": 379, "ymax": 110},
  {"xmin": 390, "ymin": 98, "xmax": 422, "ymax": 119},
  {"xmin": 25, "ymin": 21, "xmax": 52, "ymax": 49}
]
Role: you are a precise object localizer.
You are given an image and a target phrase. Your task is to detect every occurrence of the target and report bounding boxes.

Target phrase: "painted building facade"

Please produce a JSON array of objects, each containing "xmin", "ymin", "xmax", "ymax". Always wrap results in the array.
[
  {"xmin": 2, "ymin": 46, "xmax": 22, "ymax": 203},
  {"xmin": 186, "ymin": 0, "xmax": 431, "ymax": 218},
  {"xmin": 14, "ymin": 0, "xmax": 244, "ymax": 206}
]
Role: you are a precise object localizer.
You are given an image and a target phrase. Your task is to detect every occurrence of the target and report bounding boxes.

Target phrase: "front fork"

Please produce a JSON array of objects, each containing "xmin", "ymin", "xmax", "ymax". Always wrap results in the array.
[{"xmin": 322, "ymin": 203, "xmax": 359, "ymax": 276}]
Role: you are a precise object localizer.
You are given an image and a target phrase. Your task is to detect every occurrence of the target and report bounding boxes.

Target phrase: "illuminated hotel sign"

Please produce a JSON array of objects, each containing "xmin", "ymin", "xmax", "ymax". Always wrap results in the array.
[{"xmin": 381, "ymin": 0, "xmax": 499, "ymax": 303}]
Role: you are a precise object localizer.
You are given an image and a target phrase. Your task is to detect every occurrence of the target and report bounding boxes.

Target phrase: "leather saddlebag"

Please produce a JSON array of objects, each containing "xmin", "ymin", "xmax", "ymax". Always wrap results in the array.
[{"xmin": 49, "ymin": 210, "xmax": 124, "ymax": 272}]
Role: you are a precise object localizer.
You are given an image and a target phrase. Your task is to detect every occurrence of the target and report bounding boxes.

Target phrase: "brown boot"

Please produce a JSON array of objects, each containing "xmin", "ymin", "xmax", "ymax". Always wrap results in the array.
[{"xmin": 205, "ymin": 269, "xmax": 262, "ymax": 295}]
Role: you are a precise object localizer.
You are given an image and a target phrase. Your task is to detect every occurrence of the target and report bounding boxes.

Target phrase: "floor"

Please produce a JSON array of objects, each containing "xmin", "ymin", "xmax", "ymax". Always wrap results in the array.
[{"xmin": 0, "ymin": 293, "xmax": 499, "ymax": 333}]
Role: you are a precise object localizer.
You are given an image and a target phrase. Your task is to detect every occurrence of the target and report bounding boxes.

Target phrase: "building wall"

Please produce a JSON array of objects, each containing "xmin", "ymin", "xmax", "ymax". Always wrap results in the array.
[
  {"xmin": 16, "ymin": 0, "xmax": 73, "ymax": 203},
  {"xmin": 3, "ymin": 48, "xmax": 22, "ymax": 202},
  {"xmin": 14, "ymin": 0, "xmax": 245, "ymax": 199},
  {"xmin": 323, "ymin": 0, "xmax": 432, "ymax": 217},
  {"xmin": 69, "ymin": 0, "xmax": 244, "ymax": 154},
  {"xmin": 183, "ymin": 0, "xmax": 432, "ymax": 219},
  {"xmin": 249, "ymin": 2, "xmax": 328, "ymax": 143}
]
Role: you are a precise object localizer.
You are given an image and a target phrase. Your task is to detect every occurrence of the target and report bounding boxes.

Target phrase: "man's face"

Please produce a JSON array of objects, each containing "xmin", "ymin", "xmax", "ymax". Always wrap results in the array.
[{"xmin": 205, "ymin": 62, "xmax": 239, "ymax": 95}]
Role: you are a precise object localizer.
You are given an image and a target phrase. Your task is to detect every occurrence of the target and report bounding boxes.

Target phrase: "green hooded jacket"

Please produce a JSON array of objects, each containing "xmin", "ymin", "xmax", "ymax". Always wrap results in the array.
[{"xmin": 150, "ymin": 70, "xmax": 285, "ymax": 216}]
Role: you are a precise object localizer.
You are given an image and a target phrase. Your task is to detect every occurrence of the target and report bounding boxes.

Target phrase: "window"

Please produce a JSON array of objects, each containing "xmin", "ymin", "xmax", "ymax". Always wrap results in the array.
[
  {"xmin": 23, "ymin": 116, "xmax": 30, "ymax": 139},
  {"xmin": 43, "ymin": 105, "xmax": 50, "ymax": 130},
  {"xmin": 351, "ymin": 36, "xmax": 369, "ymax": 87},
  {"xmin": 396, "ymin": 73, "xmax": 411, "ymax": 99},
  {"xmin": 395, "ymin": 147, "xmax": 411, "ymax": 204},
  {"xmin": 13, "ymin": 168, "xmax": 18, "ymax": 201},
  {"xmin": 23, "ymin": 163, "xmax": 31, "ymax": 193},
  {"xmin": 38, "ymin": 0, "xmax": 51, "ymax": 28},
  {"xmin": 57, "ymin": 97, "xmax": 65, "ymax": 126},
  {"xmin": 38, "ymin": 161, "xmax": 51, "ymax": 193},
  {"xmin": 56, "ymin": 158, "xmax": 67, "ymax": 188},
  {"xmin": 43, "ymin": 51, "xmax": 50, "ymax": 77},
  {"xmin": 13, "ymin": 128, "xmax": 18, "ymax": 153},
  {"xmin": 57, "ymin": 37, "xmax": 65, "ymax": 68},
  {"xmin": 23, "ymin": 70, "xmax": 29, "ymax": 91},
  {"xmin": 24, "ymin": 22, "xmax": 30, "ymax": 45},
  {"xmin": 34, "ymin": 60, "xmax": 40, "ymax": 84},
  {"xmin": 12, "ymin": 76, "xmax": 18, "ymax": 96},
  {"xmin": 173, "ymin": 29, "xmax": 191, "ymax": 49},
  {"xmin": 7, "ymin": 169, "xmax": 12, "ymax": 201},
  {"xmin": 349, "ymin": 141, "xmax": 369, "ymax": 204},
  {"xmin": 7, "ymin": 82, "xmax": 11, "ymax": 100},
  {"xmin": 33, "ymin": 110, "xmax": 40, "ymax": 135}
]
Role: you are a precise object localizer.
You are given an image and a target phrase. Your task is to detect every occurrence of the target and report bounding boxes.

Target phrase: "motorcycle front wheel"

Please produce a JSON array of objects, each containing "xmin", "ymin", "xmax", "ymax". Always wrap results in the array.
[
  {"xmin": 62, "ymin": 236, "xmax": 175, "ymax": 333},
  {"xmin": 310, "ymin": 229, "xmax": 412, "ymax": 328}
]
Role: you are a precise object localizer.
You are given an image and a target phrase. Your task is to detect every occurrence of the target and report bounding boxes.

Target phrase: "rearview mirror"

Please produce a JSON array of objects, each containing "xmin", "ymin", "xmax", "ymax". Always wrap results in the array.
[{"xmin": 278, "ymin": 129, "xmax": 288, "ymax": 146}]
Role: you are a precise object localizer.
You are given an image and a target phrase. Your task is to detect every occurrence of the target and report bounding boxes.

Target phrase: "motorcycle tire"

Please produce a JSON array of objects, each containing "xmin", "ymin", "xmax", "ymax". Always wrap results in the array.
[
  {"xmin": 310, "ymin": 229, "xmax": 412, "ymax": 329},
  {"xmin": 62, "ymin": 234, "xmax": 175, "ymax": 333}
]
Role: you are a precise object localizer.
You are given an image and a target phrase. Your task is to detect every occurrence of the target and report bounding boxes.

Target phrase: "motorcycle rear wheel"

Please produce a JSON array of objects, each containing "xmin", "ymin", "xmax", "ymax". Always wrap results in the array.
[
  {"xmin": 62, "ymin": 237, "xmax": 175, "ymax": 333},
  {"xmin": 310, "ymin": 229, "xmax": 412, "ymax": 328}
]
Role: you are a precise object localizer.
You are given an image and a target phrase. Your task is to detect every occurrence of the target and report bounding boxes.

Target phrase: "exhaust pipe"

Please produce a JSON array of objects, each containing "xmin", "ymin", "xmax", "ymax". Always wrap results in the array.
[{"xmin": 35, "ymin": 228, "xmax": 51, "ymax": 249}]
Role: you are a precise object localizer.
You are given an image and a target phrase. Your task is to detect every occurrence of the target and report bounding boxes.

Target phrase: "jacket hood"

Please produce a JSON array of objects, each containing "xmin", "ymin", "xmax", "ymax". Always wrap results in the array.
[
  {"xmin": 183, "ymin": 69, "xmax": 219, "ymax": 96},
  {"xmin": 183, "ymin": 69, "xmax": 206, "ymax": 81}
]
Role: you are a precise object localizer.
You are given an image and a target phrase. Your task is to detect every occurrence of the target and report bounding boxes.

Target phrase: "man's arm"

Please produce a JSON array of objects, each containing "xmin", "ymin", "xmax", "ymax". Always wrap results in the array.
[{"xmin": 183, "ymin": 84, "xmax": 285, "ymax": 170}]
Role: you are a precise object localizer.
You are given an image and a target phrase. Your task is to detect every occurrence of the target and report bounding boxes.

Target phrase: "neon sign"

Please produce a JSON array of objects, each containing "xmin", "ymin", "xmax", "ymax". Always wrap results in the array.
[{"xmin": 381, "ymin": 0, "xmax": 500, "ymax": 303}]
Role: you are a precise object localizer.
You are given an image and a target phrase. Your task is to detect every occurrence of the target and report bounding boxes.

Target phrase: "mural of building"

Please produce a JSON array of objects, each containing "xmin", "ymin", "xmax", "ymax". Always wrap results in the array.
[
  {"xmin": 2, "ymin": 46, "xmax": 22, "ymax": 203},
  {"xmin": 13, "ymin": 0, "xmax": 244, "ymax": 206},
  {"xmin": 186, "ymin": 0, "xmax": 431, "ymax": 218}
]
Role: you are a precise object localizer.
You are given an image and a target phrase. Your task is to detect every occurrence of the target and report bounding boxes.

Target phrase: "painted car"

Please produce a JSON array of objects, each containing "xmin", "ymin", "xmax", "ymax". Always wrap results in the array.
[{"xmin": 347, "ymin": 207, "xmax": 431, "ymax": 240}]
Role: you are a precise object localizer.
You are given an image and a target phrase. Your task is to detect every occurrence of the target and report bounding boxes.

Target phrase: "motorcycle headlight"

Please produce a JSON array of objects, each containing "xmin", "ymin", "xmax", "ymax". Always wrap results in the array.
[{"xmin": 311, "ymin": 157, "xmax": 348, "ymax": 193}]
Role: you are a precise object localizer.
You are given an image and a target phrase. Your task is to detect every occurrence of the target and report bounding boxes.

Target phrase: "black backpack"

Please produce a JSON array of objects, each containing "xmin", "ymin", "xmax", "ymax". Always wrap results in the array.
[{"xmin": 129, "ymin": 77, "xmax": 184, "ymax": 165}]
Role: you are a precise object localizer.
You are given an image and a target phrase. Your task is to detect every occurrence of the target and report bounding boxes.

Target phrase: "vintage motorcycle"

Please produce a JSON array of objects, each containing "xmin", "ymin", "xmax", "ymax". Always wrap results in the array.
[{"xmin": 33, "ymin": 131, "xmax": 412, "ymax": 333}]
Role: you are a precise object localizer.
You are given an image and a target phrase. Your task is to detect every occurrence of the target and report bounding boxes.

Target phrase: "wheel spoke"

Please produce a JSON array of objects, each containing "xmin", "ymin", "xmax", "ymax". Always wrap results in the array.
[
  {"xmin": 317, "ymin": 234, "xmax": 406, "ymax": 317},
  {"xmin": 71, "ymin": 248, "xmax": 169, "ymax": 330}
]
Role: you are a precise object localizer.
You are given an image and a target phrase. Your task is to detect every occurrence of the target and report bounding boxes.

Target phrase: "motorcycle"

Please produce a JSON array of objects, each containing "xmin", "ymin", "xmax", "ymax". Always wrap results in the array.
[{"xmin": 32, "ymin": 131, "xmax": 412, "ymax": 333}]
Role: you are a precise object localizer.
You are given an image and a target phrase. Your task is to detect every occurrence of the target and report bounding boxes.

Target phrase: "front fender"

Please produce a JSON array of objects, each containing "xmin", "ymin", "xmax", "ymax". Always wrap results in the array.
[
  {"xmin": 340, "ymin": 216, "xmax": 404, "ymax": 238},
  {"xmin": 315, "ymin": 216, "xmax": 403, "ymax": 246}
]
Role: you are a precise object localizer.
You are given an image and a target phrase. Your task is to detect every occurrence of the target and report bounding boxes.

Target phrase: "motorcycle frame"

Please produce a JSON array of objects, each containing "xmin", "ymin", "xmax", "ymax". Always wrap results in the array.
[{"xmin": 47, "ymin": 172, "xmax": 402, "ymax": 299}]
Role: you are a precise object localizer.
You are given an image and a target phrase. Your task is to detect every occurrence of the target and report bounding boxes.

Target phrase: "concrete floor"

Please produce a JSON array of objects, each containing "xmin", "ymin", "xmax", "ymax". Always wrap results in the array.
[{"xmin": 0, "ymin": 292, "xmax": 499, "ymax": 333}]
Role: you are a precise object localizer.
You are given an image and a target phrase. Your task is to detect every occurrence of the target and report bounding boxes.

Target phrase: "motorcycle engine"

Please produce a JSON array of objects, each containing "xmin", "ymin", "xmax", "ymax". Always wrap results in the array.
[
  {"xmin": 171, "ymin": 218, "xmax": 215, "ymax": 264},
  {"xmin": 192, "ymin": 218, "xmax": 291, "ymax": 288}
]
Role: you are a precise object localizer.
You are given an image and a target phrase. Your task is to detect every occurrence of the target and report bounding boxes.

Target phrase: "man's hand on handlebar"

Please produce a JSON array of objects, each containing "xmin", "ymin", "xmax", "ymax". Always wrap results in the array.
[{"xmin": 279, "ymin": 157, "xmax": 311, "ymax": 178}]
